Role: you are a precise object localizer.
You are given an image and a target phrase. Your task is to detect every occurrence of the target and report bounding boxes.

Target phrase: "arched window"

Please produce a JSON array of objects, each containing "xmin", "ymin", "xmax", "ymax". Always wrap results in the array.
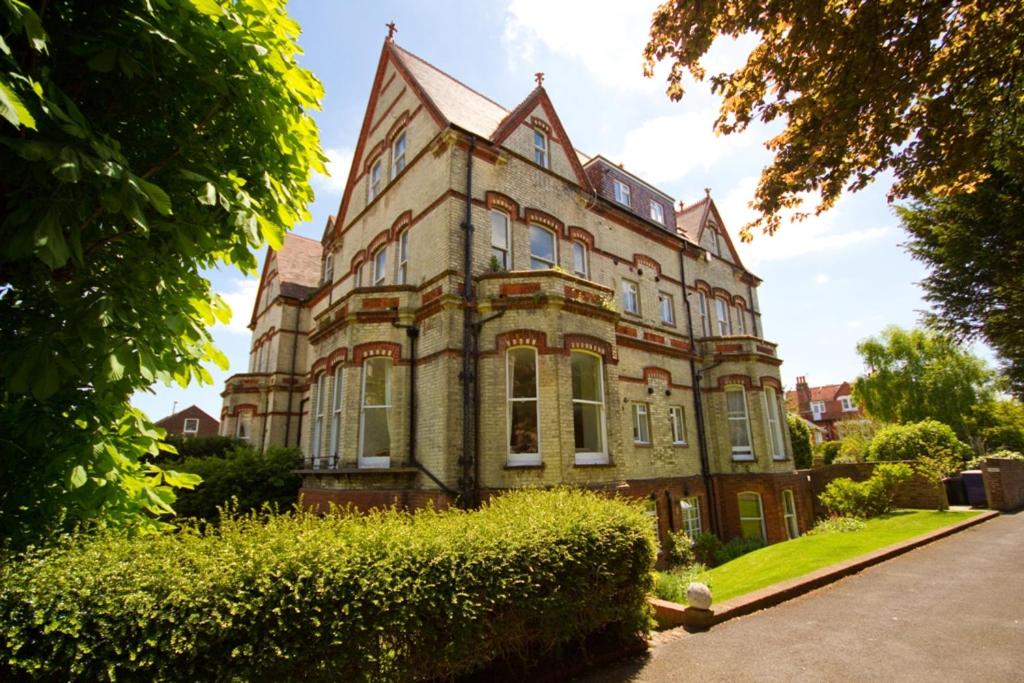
[
  {"xmin": 358, "ymin": 357, "xmax": 392, "ymax": 468},
  {"xmin": 738, "ymin": 492, "xmax": 766, "ymax": 542},
  {"xmin": 782, "ymin": 490, "xmax": 799, "ymax": 539},
  {"xmin": 571, "ymin": 240, "xmax": 589, "ymax": 278},
  {"xmin": 328, "ymin": 364, "xmax": 344, "ymax": 463},
  {"xmin": 391, "ymin": 132, "xmax": 407, "ymax": 178},
  {"xmin": 533, "ymin": 129, "xmax": 548, "ymax": 168},
  {"xmin": 310, "ymin": 373, "xmax": 327, "ymax": 467},
  {"xmin": 491, "ymin": 210, "xmax": 510, "ymax": 270},
  {"xmin": 763, "ymin": 386, "xmax": 785, "ymax": 459},
  {"xmin": 396, "ymin": 231, "xmax": 409, "ymax": 284},
  {"xmin": 572, "ymin": 351, "xmax": 607, "ymax": 464},
  {"xmin": 528, "ymin": 225, "xmax": 556, "ymax": 270},
  {"xmin": 507, "ymin": 347, "xmax": 540, "ymax": 466},
  {"xmin": 726, "ymin": 385, "xmax": 753, "ymax": 460}
]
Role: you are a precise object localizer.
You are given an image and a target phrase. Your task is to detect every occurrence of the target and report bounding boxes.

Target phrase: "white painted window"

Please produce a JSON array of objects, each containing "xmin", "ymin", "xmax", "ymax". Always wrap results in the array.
[
  {"xmin": 391, "ymin": 132, "xmax": 406, "ymax": 178},
  {"xmin": 236, "ymin": 411, "xmax": 252, "ymax": 442},
  {"xmin": 839, "ymin": 396, "xmax": 855, "ymax": 412},
  {"xmin": 183, "ymin": 418, "xmax": 199, "ymax": 435},
  {"xmin": 613, "ymin": 179, "xmax": 631, "ymax": 207},
  {"xmin": 645, "ymin": 498, "xmax": 660, "ymax": 546},
  {"xmin": 358, "ymin": 357, "xmax": 392, "ymax": 468},
  {"xmin": 650, "ymin": 200, "xmax": 665, "ymax": 224},
  {"xmin": 322, "ymin": 254, "xmax": 334, "ymax": 285},
  {"xmin": 726, "ymin": 386, "xmax": 754, "ymax": 460},
  {"xmin": 572, "ymin": 240, "xmax": 588, "ymax": 278},
  {"xmin": 810, "ymin": 400, "xmax": 825, "ymax": 420},
  {"xmin": 529, "ymin": 225, "xmax": 556, "ymax": 270},
  {"xmin": 572, "ymin": 351, "xmax": 608, "ymax": 464},
  {"xmin": 368, "ymin": 157, "xmax": 383, "ymax": 202},
  {"xmin": 507, "ymin": 347, "xmax": 540, "ymax": 466},
  {"xmin": 491, "ymin": 210, "xmax": 510, "ymax": 270},
  {"xmin": 715, "ymin": 297, "xmax": 731, "ymax": 335},
  {"xmin": 622, "ymin": 280, "xmax": 639, "ymax": 315},
  {"xmin": 372, "ymin": 246, "xmax": 387, "ymax": 286},
  {"xmin": 328, "ymin": 364, "xmax": 344, "ymax": 459},
  {"xmin": 698, "ymin": 291, "xmax": 711, "ymax": 336},
  {"xmin": 735, "ymin": 304, "xmax": 746, "ymax": 334},
  {"xmin": 670, "ymin": 406, "xmax": 687, "ymax": 445},
  {"xmin": 631, "ymin": 403, "xmax": 651, "ymax": 444},
  {"xmin": 764, "ymin": 387, "xmax": 785, "ymax": 459},
  {"xmin": 354, "ymin": 263, "xmax": 363, "ymax": 288},
  {"xmin": 738, "ymin": 492, "xmax": 766, "ymax": 542},
  {"xmin": 396, "ymin": 231, "xmax": 409, "ymax": 285},
  {"xmin": 533, "ymin": 129, "xmax": 548, "ymax": 168},
  {"xmin": 783, "ymin": 489, "xmax": 799, "ymax": 539},
  {"xmin": 658, "ymin": 292, "xmax": 675, "ymax": 325},
  {"xmin": 708, "ymin": 224, "xmax": 722, "ymax": 257},
  {"xmin": 311, "ymin": 373, "xmax": 326, "ymax": 464},
  {"xmin": 680, "ymin": 496, "xmax": 701, "ymax": 538}
]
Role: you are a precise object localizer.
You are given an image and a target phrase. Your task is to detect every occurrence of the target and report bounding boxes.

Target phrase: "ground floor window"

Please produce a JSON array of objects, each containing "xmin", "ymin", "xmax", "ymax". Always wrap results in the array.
[
  {"xmin": 645, "ymin": 497, "xmax": 660, "ymax": 546},
  {"xmin": 235, "ymin": 411, "xmax": 252, "ymax": 442},
  {"xmin": 783, "ymin": 489, "xmax": 799, "ymax": 539},
  {"xmin": 507, "ymin": 347, "xmax": 540, "ymax": 465},
  {"xmin": 738, "ymin": 492, "xmax": 766, "ymax": 542},
  {"xmin": 358, "ymin": 357, "xmax": 391, "ymax": 467},
  {"xmin": 680, "ymin": 496, "xmax": 701, "ymax": 538},
  {"xmin": 726, "ymin": 386, "xmax": 754, "ymax": 460},
  {"xmin": 631, "ymin": 402, "xmax": 651, "ymax": 444},
  {"xmin": 311, "ymin": 372, "xmax": 327, "ymax": 465},
  {"xmin": 571, "ymin": 351, "xmax": 607, "ymax": 464}
]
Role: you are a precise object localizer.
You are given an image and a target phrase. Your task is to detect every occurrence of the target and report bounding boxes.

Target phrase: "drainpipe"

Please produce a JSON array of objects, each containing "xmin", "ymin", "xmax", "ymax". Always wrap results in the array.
[
  {"xmin": 678, "ymin": 244, "xmax": 720, "ymax": 536},
  {"xmin": 459, "ymin": 135, "xmax": 478, "ymax": 508},
  {"xmin": 284, "ymin": 304, "xmax": 301, "ymax": 448}
]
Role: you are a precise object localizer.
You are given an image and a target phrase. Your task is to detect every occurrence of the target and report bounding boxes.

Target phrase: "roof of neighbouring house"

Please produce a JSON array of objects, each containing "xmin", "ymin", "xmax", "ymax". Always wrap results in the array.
[{"xmin": 155, "ymin": 404, "xmax": 219, "ymax": 427}]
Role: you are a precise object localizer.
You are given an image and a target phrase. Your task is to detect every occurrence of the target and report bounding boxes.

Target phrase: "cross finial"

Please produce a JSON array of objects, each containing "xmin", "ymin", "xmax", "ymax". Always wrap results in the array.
[
  {"xmin": 704, "ymin": 187, "xmax": 711, "ymax": 197},
  {"xmin": 534, "ymin": 72, "xmax": 544, "ymax": 87},
  {"xmin": 386, "ymin": 21, "xmax": 397, "ymax": 41}
]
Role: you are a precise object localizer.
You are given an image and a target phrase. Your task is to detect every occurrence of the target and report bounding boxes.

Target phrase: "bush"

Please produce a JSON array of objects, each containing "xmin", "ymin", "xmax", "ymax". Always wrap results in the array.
[
  {"xmin": 692, "ymin": 531, "xmax": 723, "ymax": 566},
  {"xmin": 966, "ymin": 449, "xmax": 1024, "ymax": 470},
  {"xmin": 690, "ymin": 531, "xmax": 763, "ymax": 567},
  {"xmin": 163, "ymin": 435, "xmax": 242, "ymax": 460},
  {"xmin": 652, "ymin": 564, "xmax": 711, "ymax": 604},
  {"xmin": 787, "ymin": 414, "xmax": 813, "ymax": 469},
  {"xmin": 662, "ymin": 530, "xmax": 694, "ymax": 568},
  {"xmin": 0, "ymin": 489, "xmax": 655, "ymax": 682},
  {"xmin": 834, "ymin": 435, "xmax": 869, "ymax": 464},
  {"xmin": 815, "ymin": 440, "xmax": 843, "ymax": 465},
  {"xmin": 805, "ymin": 516, "xmax": 867, "ymax": 535},
  {"xmin": 717, "ymin": 536, "xmax": 765, "ymax": 564},
  {"xmin": 819, "ymin": 463, "xmax": 914, "ymax": 518},
  {"xmin": 171, "ymin": 446, "xmax": 302, "ymax": 521},
  {"xmin": 867, "ymin": 419, "xmax": 972, "ymax": 464}
]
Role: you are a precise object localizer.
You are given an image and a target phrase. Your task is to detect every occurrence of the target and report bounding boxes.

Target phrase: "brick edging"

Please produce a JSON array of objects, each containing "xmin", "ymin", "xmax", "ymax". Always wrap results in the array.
[{"xmin": 650, "ymin": 510, "xmax": 999, "ymax": 634}]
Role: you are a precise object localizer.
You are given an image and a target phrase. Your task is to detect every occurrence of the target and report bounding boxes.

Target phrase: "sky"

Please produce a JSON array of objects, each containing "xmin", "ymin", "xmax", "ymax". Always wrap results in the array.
[{"xmin": 131, "ymin": 0, "xmax": 991, "ymax": 421}]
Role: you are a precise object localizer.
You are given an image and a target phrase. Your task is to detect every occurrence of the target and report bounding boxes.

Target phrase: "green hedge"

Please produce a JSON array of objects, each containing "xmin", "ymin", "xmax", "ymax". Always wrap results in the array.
[
  {"xmin": 866, "ymin": 419, "xmax": 972, "ymax": 464},
  {"xmin": 819, "ymin": 463, "xmax": 914, "ymax": 518},
  {"xmin": 0, "ymin": 489, "xmax": 655, "ymax": 682}
]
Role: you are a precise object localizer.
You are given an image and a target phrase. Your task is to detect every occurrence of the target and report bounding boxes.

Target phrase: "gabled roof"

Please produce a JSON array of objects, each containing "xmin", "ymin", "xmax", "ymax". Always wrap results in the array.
[
  {"xmin": 676, "ymin": 193, "xmax": 750, "ymax": 272},
  {"xmin": 155, "ymin": 404, "xmax": 219, "ymax": 427},
  {"xmin": 249, "ymin": 233, "xmax": 323, "ymax": 327}
]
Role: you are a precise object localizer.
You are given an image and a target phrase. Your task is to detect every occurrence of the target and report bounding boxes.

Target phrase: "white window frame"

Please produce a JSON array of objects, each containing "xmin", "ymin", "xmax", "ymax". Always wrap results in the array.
[
  {"xmin": 631, "ymin": 402, "xmax": 651, "ymax": 444},
  {"xmin": 528, "ymin": 225, "xmax": 556, "ymax": 270},
  {"xmin": 612, "ymin": 179, "xmax": 631, "ymax": 207},
  {"xmin": 735, "ymin": 304, "xmax": 746, "ymax": 334},
  {"xmin": 645, "ymin": 498, "xmax": 660, "ymax": 547},
  {"xmin": 572, "ymin": 240, "xmax": 589, "ymax": 278},
  {"xmin": 322, "ymin": 254, "xmax": 334, "ymax": 285},
  {"xmin": 328, "ymin": 364, "xmax": 344, "ymax": 459},
  {"xmin": 372, "ymin": 246, "xmax": 387, "ymax": 286},
  {"xmin": 368, "ymin": 157, "xmax": 383, "ymax": 202},
  {"xmin": 698, "ymin": 291, "xmax": 711, "ymax": 336},
  {"xmin": 680, "ymin": 496, "xmax": 701, "ymax": 538},
  {"xmin": 572, "ymin": 351, "xmax": 608, "ymax": 465},
  {"xmin": 533, "ymin": 129, "xmax": 548, "ymax": 168},
  {"xmin": 358, "ymin": 357, "xmax": 392, "ymax": 468},
  {"xmin": 658, "ymin": 291, "xmax": 675, "ymax": 326},
  {"xmin": 354, "ymin": 263, "xmax": 363, "ymax": 288},
  {"xmin": 764, "ymin": 387, "xmax": 786, "ymax": 459},
  {"xmin": 506, "ymin": 347, "xmax": 541, "ymax": 466},
  {"xmin": 391, "ymin": 132, "xmax": 406, "ymax": 179},
  {"xmin": 810, "ymin": 400, "xmax": 825, "ymax": 420},
  {"xmin": 715, "ymin": 297, "xmax": 731, "ymax": 335},
  {"xmin": 396, "ymin": 231, "xmax": 409, "ymax": 285},
  {"xmin": 235, "ymin": 410, "xmax": 252, "ymax": 442},
  {"xmin": 783, "ymin": 489, "xmax": 799, "ymax": 539},
  {"xmin": 622, "ymin": 280, "xmax": 639, "ymax": 315},
  {"xmin": 738, "ymin": 492, "xmax": 767, "ymax": 542},
  {"xmin": 708, "ymin": 225, "xmax": 722, "ymax": 257},
  {"xmin": 491, "ymin": 210, "xmax": 510, "ymax": 270},
  {"xmin": 311, "ymin": 373, "xmax": 326, "ymax": 465},
  {"xmin": 839, "ymin": 396, "xmax": 855, "ymax": 412},
  {"xmin": 650, "ymin": 200, "xmax": 665, "ymax": 224},
  {"xmin": 670, "ymin": 406, "xmax": 687, "ymax": 445},
  {"xmin": 183, "ymin": 418, "xmax": 199, "ymax": 435},
  {"xmin": 726, "ymin": 386, "xmax": 754, "ymax": 460}
]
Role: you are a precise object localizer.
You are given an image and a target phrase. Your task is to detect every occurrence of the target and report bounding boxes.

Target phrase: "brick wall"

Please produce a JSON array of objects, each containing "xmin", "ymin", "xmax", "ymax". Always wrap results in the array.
[
  {"xmin": 806, "ymin": 461, "xmax": 948, "ymax": 518},
  {"xmin": 981, "ymin": 457, "xmax": 1024, "ymax": 511},
  {"xmin": 713, "ymin": 472, "xmax": 814, "ymax": 544}
]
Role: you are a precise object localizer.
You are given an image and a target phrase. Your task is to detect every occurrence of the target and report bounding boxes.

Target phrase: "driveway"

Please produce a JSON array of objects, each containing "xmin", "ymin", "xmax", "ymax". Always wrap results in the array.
[{"xmin": 581, "ymin": 511, "xmax": 1024, "ymax": 682}]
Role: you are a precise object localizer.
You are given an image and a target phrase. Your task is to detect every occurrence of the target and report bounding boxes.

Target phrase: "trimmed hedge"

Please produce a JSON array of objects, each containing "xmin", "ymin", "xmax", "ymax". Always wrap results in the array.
[
  {"xmin": 819, "ymin": 463, "xmax": 914, "ymax": 518},
  {"xmin": 0, "ymin": 489, "xmax": 655, "ymax": 682},
  {"xmin": 866, "ymin": 419, "xmax": 972, "ymax": 464}
]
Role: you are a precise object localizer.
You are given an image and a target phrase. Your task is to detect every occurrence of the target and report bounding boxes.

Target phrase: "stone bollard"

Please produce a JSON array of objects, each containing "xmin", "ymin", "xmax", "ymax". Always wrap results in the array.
[{"xmin": 682, "ymin": 582, "xmax": 716, "ymax": 630}]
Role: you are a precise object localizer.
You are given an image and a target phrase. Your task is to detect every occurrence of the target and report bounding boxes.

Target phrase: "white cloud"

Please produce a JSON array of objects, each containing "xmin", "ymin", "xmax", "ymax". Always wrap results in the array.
[
  {"xmin": 215, "ymin": 278, "xmax": 259, "ymax": 335},
  {"xmin": 717, "ymin": 176, "xmax": 891, "ymax": 268},
  {"xmin": 313, "ymin": 146, "xmax": 353, "ymax": 192},
  {"xmin": 815, "ymin": 273, "xmax": 831, "ymax": 285}
]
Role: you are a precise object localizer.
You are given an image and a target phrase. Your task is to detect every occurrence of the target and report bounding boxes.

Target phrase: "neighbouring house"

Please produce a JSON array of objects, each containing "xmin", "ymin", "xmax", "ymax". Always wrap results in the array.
[
  {"xmin": 219, "ymin": 35, "xmax": 811, "ymax": 546},
  {"xmin": 786, "ymin": 376, "xmax": 866, "ymax": 441},
  {"xmin": 156, "ymin": 404, "xmax": 220, "ymax": 439}
]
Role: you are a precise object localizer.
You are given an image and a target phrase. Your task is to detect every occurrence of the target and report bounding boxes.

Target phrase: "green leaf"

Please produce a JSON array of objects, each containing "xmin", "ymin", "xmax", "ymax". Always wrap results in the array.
[
  {"xmin": 0, "ymin": 79, "xmax": 36, "ymax": 130},
  {"xmin": 163, "ymin": 470, "xmax": 202, "ymax": 489},
  {"xmin": 199, "ymin": 182, "xmax": 218, "ymax": 206},
  {"xmin": 106, "ymin": 352, "xmax": 126, "ymax": 382},
  {"xmin": 136, "ymin": 177, "xmax": 173, "ymax": 215},
  {"xmin": 31, "ymin": 358, "xmax": 60, "ymax": 399},
  {"xmin": 69, "ymin": 465, "xmax": 88, "ymax": 489},
  {"xmin": 87, "ymin": 46, "xmax": 118, "ymax": 73},
  {"xmin": 34, "ymin": 209, "xmax": 70, "ymax": 268},
  {"xmin": 20, "ymin": 6, "xmax": 48, "ymax": 53},
  {"xmin": 189, "ymin": 0, "xmax": 224, "ymax": 18}
]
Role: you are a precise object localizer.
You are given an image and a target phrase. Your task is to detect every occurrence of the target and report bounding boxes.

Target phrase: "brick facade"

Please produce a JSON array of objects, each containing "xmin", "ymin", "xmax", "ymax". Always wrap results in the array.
[{"xmin": 981, "ymin": 457, "xmax": 1024, "ymax": 511}]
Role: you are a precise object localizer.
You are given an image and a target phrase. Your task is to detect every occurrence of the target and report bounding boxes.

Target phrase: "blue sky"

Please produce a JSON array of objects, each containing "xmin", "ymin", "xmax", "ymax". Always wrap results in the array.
[{"xmin": 131, "ymin": 0, "xmax": 989, "ymax": 421}]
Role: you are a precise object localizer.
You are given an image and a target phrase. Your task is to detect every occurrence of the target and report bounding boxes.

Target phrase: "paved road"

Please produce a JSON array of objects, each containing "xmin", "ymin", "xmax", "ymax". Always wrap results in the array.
[{"xmin": 581, "ymin": 511, "xmax": 1024, "ymax": 683}]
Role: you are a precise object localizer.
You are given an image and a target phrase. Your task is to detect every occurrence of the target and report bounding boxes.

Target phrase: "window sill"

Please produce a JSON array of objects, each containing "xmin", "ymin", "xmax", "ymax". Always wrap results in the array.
[
  {"xmin": 633, "ymin": 442, "xmax": 652, "ymax": 448},
  {"xmin": 573, "ymin": 460, "xmax": 616, "ymax": 468},
  {"xmin": 672, "ymin": 442, "xmax": 689, "ymax": 448},
  {"xmin": 772, "ymin": 455, "xmax": 789, "ymax": 461},
  {"xmin": 731, "ymin": 455, "xmax": 756, "ymax": 462},
  {"xmin": 504, "ymin": 463, "xmax": 545, "ymax": 470},
  {"xmin": 622, "ymin": 310, "xmax": 641, "ymax": 318}
]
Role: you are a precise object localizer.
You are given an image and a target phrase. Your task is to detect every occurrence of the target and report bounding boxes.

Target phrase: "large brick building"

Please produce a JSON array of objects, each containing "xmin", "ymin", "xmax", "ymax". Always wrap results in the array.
[
  {"xmin": 786, "ymin": 376, "xmax": 866, "ymax": 441},
  {"xmin": 220, "ymin": 37, "xmax": 810, "ymax": 545}
]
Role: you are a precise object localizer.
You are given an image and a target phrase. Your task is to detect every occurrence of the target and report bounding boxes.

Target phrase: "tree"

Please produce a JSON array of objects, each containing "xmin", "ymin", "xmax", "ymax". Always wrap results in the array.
[
  {"xmin": 643, "ymin": 1, "xmax": 1024, "ymax": 236},
  {"xmin": 852, "ymin": 327, "xmax": 993, "ymax": 444},
  {"xmin": 0, "ymin": 1, "xmax": 324, "ymax": 546},
  {"xmin": 973, "ymin": 399, "xmax": 1024, "ymax": 455},
  {"xmin": 867, "ymin": 420, "xmax": 972, "ymax": 483},
  {"xmin": 785, "ymin": 413, "xmax": 812, "ymax": 469},
  {"xmin": 899, "ymin": 169, "xmax": 1024, "ymax": 398}
]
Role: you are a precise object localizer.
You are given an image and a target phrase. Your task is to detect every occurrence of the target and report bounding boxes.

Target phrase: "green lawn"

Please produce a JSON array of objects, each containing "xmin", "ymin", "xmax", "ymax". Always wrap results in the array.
[{"xmin": 657, "ymin": 510, "xmax": 981, "ymax": 606}]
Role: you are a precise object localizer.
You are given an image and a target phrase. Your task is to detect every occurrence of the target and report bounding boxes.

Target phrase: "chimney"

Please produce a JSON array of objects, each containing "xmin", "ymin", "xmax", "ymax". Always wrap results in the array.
[{"xmin": 796, "ymin": 376, "xmax": 811, "ymax": 413}]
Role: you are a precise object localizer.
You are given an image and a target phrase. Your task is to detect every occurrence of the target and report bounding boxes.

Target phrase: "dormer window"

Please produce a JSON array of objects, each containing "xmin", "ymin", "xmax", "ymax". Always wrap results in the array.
[
  {"xmin": 650, "ymin": 201, "xmax": 665, "ymax": 224},
  {"xmin": 613, "ymin": 179, "xmax": 631, "ymax": 207},
  {"xmin": 810, "ymin": 400, "xmax": 825, "ymax": 419},
  {"xmin": 368, "ymin": 158, "xmax": 383, "ymax": 202},
  {"xmin": 840, "ymin": 396, "xmax": 855, "ymax": 412},
  {"xmin": 391, "ymin": 133, "xmax": 407, "ymax": 179},
  {"xmin": 533, "ymin": 129, "xmax": 548, "ymax": 168}
]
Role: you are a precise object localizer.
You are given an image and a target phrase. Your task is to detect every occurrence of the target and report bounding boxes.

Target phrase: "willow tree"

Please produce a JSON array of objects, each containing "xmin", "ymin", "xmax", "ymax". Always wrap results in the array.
[{"xmin": 0, "ymin": 0, "xmax": 324, "ymax": 545}]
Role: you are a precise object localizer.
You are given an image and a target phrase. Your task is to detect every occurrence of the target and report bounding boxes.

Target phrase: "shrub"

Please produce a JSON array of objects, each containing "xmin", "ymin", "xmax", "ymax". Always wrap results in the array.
[
  {"xmin": 662, "ymin": 530, "xmax": 694, "ymax": 568},
  {"xmin": 787, "ymin": 414, "xmax": 813, "ymax": 469},
  {"xmin": 815, "ymin": 440, "xmax": 843, "ymax": 465},
  {"xmin": 966, "ymin": 449, "xmax": 1024, "ymax": 470},
  {"xmin": 0, "ymin": 489, "xmax": 655, "ymax": 682},
  {"xmin": 819, "ymin": 463, "xmax": 914, "ymax": 518},
  {"xmin": 692, "ymin": 531, "xmax": 723, "ymax": 566},
  {"xmin": 652, "ymin": 564, "xmax": 711, "ymax": 604},
  {"xmin": 806, "ymin": 516, "xmax": 867, "ymax": 535},
  {"xmin": 834, "ymin": 435, "xmax": 869, "ymax": 464},
  {"xmin": 171, "ymin": 446, "xmax": 302, "ymax": 521},
  {"xmin": 163, "ymin": 435, "xmax": 242, "ymax": 460},
  {"xmin": 866, "ymin": 419, "xmax": 972, "ymax": 464},
  {"xmin": 716, "ymin": 536, "xmax": 765, "ymax": 564},
  {"xmin": 690, "ymin": 531, "xmax": 763, "ymax": 567}
]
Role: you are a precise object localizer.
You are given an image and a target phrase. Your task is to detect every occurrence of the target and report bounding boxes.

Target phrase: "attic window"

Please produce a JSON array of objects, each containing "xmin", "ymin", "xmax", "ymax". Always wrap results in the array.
[
  {"xmin": 708, "ymin": 223, "xmax": 722, "ymax": 257},
  {"xmin": 650, "ymin": 201, "xmax": 665, "ymax": 224},
  {"xmin": 183, "ymin": 418, "xmax": 199, "ymax": 435},
  {"xmin": 392, "ymin": 133, "xmax": 407, "ymax": 178},
  {"xmin": 533, "ymin": 129, "xmax": 549, "ymax": 168},
  {"xmin": 613, "ymin": 179, "xmax": 631, "ymax": 207},
  {"xmin": 322, "ymin": 254, "xmax": 334, "ymax": 285},
  {"xmin": 368, "ymin": 158, "xmax": 383, "ymax": 202},
  {"xmin": 840, "ymin": 396, "xmax": 856, "ymax": 412}
]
